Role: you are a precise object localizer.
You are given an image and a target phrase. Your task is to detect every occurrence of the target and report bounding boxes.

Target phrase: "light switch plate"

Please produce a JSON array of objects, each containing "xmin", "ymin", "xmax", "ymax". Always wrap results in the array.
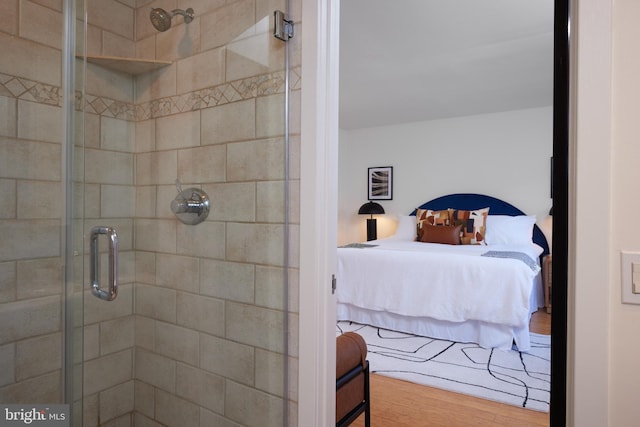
[
  {"xmin": 621, "ymin": 251, "xmax": 640, "ymax": 304},
  {"xmin": 633, "ymin": 262, "xmax": 640, "ymax": 294}
]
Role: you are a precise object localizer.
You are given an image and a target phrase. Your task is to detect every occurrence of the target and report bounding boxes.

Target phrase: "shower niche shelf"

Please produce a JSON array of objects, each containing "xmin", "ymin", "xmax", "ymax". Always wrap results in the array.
[{"xmin": 78, "ymin": 55, "xmax": 172, "ymax": 76}]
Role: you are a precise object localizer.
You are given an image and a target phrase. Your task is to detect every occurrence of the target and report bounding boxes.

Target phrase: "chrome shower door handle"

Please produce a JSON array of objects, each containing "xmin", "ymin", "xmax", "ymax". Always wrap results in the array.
[{"xmin": 90, "ymin": 226, "xmax": 118, "ymax": 301}]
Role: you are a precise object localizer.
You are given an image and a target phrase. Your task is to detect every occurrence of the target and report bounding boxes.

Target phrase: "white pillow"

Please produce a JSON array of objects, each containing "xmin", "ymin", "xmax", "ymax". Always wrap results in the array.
[
  {"xmin": 485, "ymin": 215, "xmax": 536, "ymax": 245},
  {"xmin": 391, "ymin": 215, "xmax": 417, "ymax": 241}
]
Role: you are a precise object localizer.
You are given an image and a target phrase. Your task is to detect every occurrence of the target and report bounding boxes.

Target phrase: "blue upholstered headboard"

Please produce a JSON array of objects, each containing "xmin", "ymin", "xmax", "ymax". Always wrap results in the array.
[{"xmin": 412, "ymin": 193, "xmax": 550, "ymax": 257}]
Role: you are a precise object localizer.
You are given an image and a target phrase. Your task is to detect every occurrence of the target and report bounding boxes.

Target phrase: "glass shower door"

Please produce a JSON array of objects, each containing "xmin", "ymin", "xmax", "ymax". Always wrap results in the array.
[{"xmin": 68, "ymin": 1, "xmax": 299, "ymax": 426}]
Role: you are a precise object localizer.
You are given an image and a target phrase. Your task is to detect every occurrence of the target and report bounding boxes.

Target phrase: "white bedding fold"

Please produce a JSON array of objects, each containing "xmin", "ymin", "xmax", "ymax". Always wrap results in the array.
[{"xmin": 336, "ymin": 240, "xmax": 542, "ymax": 329}]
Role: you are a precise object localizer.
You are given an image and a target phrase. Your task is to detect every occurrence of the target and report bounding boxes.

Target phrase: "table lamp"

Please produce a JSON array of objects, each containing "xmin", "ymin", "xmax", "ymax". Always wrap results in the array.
[{"xmin": 358, "ymin": 201, "xmax": 385, "ymax": 241}]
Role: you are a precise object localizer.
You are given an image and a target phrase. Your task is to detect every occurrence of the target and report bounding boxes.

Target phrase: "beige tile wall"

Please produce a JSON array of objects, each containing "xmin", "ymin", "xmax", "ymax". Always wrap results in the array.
[
  {"xmin": 0, "ymin": 0, "xmax": 65, "ymax": 407},
  {"xmin": 0, "ymin": 0, "xmax": 300, "ymax": 425},
  {"xmin": 131, "ymin": 0, "xmax": 301, "ymax": 425}
]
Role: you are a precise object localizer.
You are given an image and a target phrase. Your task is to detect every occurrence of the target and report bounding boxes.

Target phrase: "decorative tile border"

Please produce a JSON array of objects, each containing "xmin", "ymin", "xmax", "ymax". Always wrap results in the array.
[
  {"xmin": 84, "ymin": 93, "xmax": 137, "ymax": 120},
  {"xmin": 134, "ymin": 67, "xmax": 301, "ymax": 121},
  {"xmin": 0, "ymin": 73, "xmax": 61, "ymax": 106},
  {"xmin": 0, "ymin": 66, "xmax": 301, "ymax": 124}
]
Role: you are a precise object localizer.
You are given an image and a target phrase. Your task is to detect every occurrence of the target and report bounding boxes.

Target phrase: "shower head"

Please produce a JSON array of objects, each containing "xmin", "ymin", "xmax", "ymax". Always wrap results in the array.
[{"xmin": 150, "ymin": 7, "xmax": 194, "ymax": 32}]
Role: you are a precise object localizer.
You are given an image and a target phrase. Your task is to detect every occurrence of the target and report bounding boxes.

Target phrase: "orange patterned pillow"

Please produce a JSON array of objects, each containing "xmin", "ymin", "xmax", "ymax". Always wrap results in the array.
[
  {"xmin": 415, "ymin": 209, "xmax": 451, "ymax": 239},
  {"xmin": 450, "ymin": 208, "xmax": 489, "ymax": 245}
]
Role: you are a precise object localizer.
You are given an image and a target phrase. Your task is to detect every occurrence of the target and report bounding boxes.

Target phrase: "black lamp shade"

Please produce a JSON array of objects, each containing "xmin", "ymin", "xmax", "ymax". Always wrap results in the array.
[{"xmin": 358, "ymin": 202, "xmax": 385, "ymax": 215}]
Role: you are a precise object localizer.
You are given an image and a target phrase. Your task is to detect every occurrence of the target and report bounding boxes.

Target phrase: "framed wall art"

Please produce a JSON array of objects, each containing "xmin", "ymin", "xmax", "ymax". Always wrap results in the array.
[{"xmin": 367, "ymin": 166, "xmax": 393, "ymax": 200}]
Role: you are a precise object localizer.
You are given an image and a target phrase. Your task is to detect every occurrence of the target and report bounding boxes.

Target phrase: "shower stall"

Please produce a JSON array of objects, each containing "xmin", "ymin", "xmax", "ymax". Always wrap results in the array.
[{"xmin": 0, "ymin": 0, "xmax": 299, "ymax": 425}]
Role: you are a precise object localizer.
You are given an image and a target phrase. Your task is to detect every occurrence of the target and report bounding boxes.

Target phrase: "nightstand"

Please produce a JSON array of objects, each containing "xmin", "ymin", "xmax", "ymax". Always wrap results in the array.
[{"xmin": 543, "ymin": 255, "xmax": 552, "ymax": 313}]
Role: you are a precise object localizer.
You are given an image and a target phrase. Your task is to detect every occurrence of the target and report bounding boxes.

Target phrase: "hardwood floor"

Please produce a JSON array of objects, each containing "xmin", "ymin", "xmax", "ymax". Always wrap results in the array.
[
  {"xmin": 349, "ymin": 309, "xmax": 551, "ymax": 427},
  {"xmin": 529, "ymin": 309, "xmax": 551, "ymax": 335}
]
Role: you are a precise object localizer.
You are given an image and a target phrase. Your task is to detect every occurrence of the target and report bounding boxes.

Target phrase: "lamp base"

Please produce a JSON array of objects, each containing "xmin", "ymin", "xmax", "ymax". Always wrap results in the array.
[{"xmin": 366, "ymin": 218, "xmax": 377, "ymax": 241}]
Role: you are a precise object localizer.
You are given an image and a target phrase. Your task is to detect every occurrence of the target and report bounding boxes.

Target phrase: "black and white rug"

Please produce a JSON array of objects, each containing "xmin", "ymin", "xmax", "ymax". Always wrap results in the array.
[{"xmin": 337, "ymin": 321, "xmax": 550, "ymax": 412}]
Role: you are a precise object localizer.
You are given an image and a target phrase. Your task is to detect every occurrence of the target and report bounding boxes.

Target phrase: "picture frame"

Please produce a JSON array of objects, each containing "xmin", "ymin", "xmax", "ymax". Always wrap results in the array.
[{"xmin": 367, "ymin": 166, "xmax": 393, "ymax": 200}]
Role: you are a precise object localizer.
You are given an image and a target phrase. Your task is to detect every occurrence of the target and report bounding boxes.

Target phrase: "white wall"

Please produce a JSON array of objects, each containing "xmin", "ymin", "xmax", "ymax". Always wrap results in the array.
[
  {"xmin": 608, "ymin": 0, "xmax": 640, "ymax": 424},
  {"xmin": 572, "ymin": 0, "xmax": 612, "ymax": 424},
  {"xmin": 338, "ymin": 106, "xmax": 553, "ymax": 245}
]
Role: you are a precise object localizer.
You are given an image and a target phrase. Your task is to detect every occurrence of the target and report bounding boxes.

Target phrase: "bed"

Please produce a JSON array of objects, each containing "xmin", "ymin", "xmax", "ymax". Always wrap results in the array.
[{"xmin": 336, "ymin": 193, "xmax": 550, "ymax": 351}]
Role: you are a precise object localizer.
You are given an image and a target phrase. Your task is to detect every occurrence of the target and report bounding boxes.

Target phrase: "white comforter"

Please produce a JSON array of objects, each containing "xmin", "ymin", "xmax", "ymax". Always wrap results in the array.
[{"xmin": 336, "ymin": 240, "xmax": 543, "ymax": 330}]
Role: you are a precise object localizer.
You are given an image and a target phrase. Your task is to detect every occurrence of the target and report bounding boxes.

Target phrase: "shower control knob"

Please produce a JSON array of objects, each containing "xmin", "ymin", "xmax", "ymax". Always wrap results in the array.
[{"xmin": 171, "ymin": 187, "xmax": 210, "ymax": 225}]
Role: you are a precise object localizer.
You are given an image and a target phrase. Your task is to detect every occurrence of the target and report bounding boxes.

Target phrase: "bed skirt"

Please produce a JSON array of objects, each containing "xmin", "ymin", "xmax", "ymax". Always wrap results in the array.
[
  {"xmin": 337, "ymin": 304, "xmax": 531, "ymax": 351},
  {"xmin": 337, "ymin": 274, "xmax": 544, "ymax": 352}
]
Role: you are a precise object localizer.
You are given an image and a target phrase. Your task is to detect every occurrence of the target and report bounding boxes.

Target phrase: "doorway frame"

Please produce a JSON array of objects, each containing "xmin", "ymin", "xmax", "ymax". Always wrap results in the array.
[{"xmin": 298, "ymin": 0, "xmax": 577, "ymax": 425}]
